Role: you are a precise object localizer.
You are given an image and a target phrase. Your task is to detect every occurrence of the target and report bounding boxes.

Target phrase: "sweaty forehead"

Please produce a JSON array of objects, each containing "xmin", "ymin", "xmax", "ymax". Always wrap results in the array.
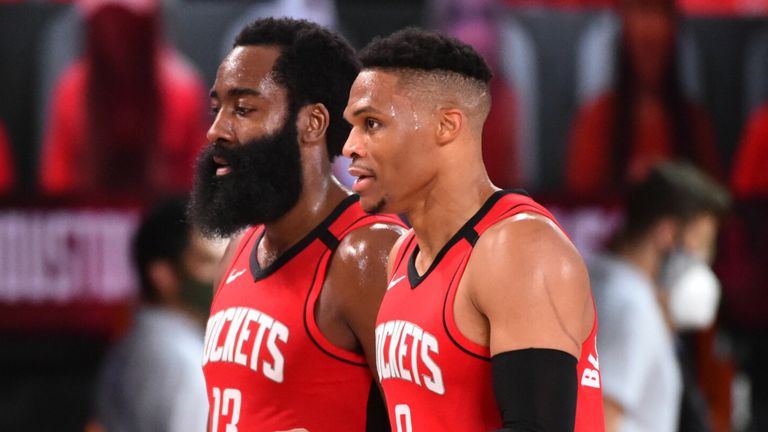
[
  {"xmin": 347, "ymin": 70, "xmax": 413, "ymax": 114},
  {"xmin": 214, "ymin": 45, "xmax": 285, "ymax": 96}
]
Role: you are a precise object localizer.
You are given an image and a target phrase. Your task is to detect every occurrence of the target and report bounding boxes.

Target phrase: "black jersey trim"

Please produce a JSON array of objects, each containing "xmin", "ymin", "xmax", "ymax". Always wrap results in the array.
[
  {"xmin": 407, "ymin": 189, "xmax": 510, "ymax": 288},
  {"xmin": 391, "ymin": 234, "xmax": 416, "ymax": 277},
  {"xmin": 318, "ymin": 229, "xmax": 340, "ymax": 250},
  {"xmin": 303, "ymin": 250, "xmax": 368, "ymax": 367},
  {"xmin": 442, "ymin": 263, "xmax": 491, "ymax": 362},
  {"xmin": 508, "ymin": 187, "xmax": 529, "ymax": 197},
  {"xmin": 249, "ymin": 194, "xmax": 360, "ymax": 281}
]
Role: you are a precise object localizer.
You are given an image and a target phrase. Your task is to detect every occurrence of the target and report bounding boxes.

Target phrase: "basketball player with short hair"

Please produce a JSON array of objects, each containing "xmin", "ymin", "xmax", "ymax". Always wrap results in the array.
[
  {"xmin": 343, "ymin": 28, "xmax": 605, "ymax": 431},
  {"xmin": 189, "ymin": 18, "xmax": 404, "ymax": 431}
]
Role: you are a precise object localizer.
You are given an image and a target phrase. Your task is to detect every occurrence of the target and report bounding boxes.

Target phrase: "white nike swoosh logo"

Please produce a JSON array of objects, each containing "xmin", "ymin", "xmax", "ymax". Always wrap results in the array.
[
  {"xmin": 226, "ymin": 268, "xmax": 247, "ymax": 285},
  {"xmin": 387, "ymin": 275, "xmax": 406, "ymax": 291}
]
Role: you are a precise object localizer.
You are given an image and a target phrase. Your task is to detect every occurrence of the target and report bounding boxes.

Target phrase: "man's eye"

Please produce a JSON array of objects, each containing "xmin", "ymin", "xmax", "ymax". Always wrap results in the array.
[
  {"xmin": 210, "ymin": 106, "xmax": 220, "ymax": 116},
  {"xmin": 235, "ymin": 107, "xmax": 253, "ymax": 116},
  {"xmin": 366, "ymin": 118, "xmax": 380, "ymax": 129}
]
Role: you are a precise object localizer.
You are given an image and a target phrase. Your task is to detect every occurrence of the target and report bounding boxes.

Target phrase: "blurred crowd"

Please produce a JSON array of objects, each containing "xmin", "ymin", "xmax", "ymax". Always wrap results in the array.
[{"xmin": 1, "ymin": 0, "xmax": 768, "ymax": 431}]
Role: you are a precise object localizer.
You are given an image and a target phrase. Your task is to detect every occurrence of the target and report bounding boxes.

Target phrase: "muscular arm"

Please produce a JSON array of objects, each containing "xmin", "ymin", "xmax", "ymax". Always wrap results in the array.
[
  {"xmin": 467, "ymin": 214, "xmax": 593, "ymax": 355},
  {"xmin": 463, "ymin": 213, "xmax": 595, "ymax": 430},
  {"xmin": 319, "ymin": 222, "xmax": 405, "ymax": 431},
  {"xmin": 323, "ymin": 222, "xmax": 406, "ymax": 376}
]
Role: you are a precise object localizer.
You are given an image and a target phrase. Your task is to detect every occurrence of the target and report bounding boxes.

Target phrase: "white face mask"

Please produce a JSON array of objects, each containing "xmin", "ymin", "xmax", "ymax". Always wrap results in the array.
[{"xmin": 660, "ymin": 250, "xmax": 721, "ymax": 331}]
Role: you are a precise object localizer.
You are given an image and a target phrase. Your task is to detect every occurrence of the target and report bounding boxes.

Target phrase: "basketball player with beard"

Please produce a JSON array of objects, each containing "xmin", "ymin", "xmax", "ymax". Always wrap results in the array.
[
  {"xmin": 343, "ymin": 29, "xmax": 605, "ymax": 431},
  {"xmin": 188, "ymin": 18, "xmax": 404, "ymax": 431}
]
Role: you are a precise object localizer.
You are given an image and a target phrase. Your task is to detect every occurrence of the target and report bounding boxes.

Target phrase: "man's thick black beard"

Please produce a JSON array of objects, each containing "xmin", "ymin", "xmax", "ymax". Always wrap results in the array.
[{"xmin": 188, "ymin": 114, "xmax": 303, "ymax": 238}]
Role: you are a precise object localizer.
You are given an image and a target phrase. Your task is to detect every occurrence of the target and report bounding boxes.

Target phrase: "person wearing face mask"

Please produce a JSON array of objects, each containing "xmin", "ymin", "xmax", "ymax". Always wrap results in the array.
[
  {"xmin": 91, "ymin": 197, "xmax": 225, "ymax": 432},
  {"xmin": 588, "ymin": 161, "xmax": 730, "ymax": 432}
]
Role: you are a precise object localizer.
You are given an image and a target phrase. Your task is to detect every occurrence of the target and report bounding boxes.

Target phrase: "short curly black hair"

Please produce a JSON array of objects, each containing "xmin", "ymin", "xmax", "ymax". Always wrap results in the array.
[
  {"xmin": 358, "ymin": 27, "xmax": 493, "ymax": 83},
  {"xmin": 234, "ymin": 18, "xmax": 360, "ymax": 160}
]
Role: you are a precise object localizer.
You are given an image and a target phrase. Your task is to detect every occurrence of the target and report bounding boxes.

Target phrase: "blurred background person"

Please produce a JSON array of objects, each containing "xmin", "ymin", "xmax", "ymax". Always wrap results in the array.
[
  {"xmin": 38, "ymin": 0, "xmax": 208, "ymax": 200},
  {"xmin": 92, "ymin": 196, "xmax": 224, "ymax": 432},
  {"xmin": 566, "ymin": 0, "xmax": 721, "ymax": 195},
  {"xmin": 588, "ymin": 162, "xmax": 730, "ymax": 432}
]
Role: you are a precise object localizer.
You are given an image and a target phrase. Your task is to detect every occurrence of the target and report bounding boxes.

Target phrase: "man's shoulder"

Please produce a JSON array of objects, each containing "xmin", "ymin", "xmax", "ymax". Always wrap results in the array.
[
  {"xmin": 467, "ymin": 210, "xmax": 589, "ymax": 305},
  {"xmin": 473, "ymin": 211, "xmax": 575, "ymax": 268},
  {"xmin": 334, "ymin": 219, "xmax": 405, "ymax": 265}
]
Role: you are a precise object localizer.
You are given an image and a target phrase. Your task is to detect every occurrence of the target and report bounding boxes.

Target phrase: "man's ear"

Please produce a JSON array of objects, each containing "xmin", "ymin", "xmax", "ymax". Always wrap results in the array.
[
  {"xmin": 298, "ymin": 103, "xmax": 330, "ymax": 145},
  {"xmin": 436, "ymin": 108, "xmax": 463, "ymax": 146}
]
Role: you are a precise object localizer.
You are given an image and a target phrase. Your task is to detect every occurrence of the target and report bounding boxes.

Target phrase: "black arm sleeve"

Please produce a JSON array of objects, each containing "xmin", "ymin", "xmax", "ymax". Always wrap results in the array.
[{"xmin": 492, "ymin": 348, "xmax": 578, "ymax": 432}]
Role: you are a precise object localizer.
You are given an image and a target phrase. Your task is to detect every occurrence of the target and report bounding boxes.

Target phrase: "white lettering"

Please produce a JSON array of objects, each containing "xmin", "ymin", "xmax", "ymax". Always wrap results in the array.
[
  {"xmin": 223, "ymin": 308, "xmax": 248, "ymax": 362},
  {"xmin": 375, "ymin": 325, "xmax": 385, "ymax": 381},
  {"xmin": 375, "ymin": 320, "xmax": 444, "ymax": 395},
  {"xmin": 204, "ymin": 307, "xmax": 290, "ymax": 383},
  {"xmin": 397, "ymin": 323, "xmax": 413, "ymax": 382},
  {"xmin": 409, "ymin": 326, "xmax": 423, "ymax": 386},
  {"xmin": 250, "ymin": 313, "xmax": 271, "ymax": 372},
  {"xmin": 211, "ymin": 308, "xmax": 236, "ymax": 362},
  {"xmin": 421, "ymin": 332, "xmax": 444, "ymax": 395},
  {"xmin": 203, "ymin": 311, "xmax": 224, "ymax": 364},
  {"xmin": 0, "ymin": 210, "xmax": 138, "ymax": 303},
  {"xmin": 581, "ymin": 368, "xmax": 601, "ymax": 388},
  {"xmin": 234, "ymin": 310, "xmax": 258, "ymax": 366},
  {"xmin": 587, "ymin": 353, "xmax": 599, "ymax": 370},
  {"xmin": 381, "ymin": 321, "xmax": 395, "ymax": 379},
  {"xmin": 264, "ymin": 320, "xmax": 289, "ymax": 383}
]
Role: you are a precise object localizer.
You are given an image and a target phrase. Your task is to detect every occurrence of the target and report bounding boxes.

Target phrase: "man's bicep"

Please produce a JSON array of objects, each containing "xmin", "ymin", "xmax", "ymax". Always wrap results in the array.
[
  {"xmin": 472, "ymin": 222, "xmax": 588, "ymax": 358},
  {"xmin": 337, "ymin": 225, "xmax": 404, "ymax": 367}
]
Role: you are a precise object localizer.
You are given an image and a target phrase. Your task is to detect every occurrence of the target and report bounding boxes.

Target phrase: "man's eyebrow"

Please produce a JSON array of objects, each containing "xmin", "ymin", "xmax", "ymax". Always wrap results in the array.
[
  {"xmin": 351, "ymin": 106, "xmax": 383, "ymax": 117},
  {"xmin": 209, "ymin": 88, "xmax": 261, "ymax": 98}
]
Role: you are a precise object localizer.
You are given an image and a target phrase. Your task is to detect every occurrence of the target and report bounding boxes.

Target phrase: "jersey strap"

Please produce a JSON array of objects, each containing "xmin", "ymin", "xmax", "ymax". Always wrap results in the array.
[{"xmin": 304, "ymin": 196, "xmax": 406, "ymax": 366}]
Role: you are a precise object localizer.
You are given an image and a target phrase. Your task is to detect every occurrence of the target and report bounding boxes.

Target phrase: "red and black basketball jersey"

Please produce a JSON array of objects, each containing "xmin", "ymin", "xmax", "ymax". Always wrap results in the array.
[
  {"xmin": 375, "ymin": 190, "xmax": 604, "ymax": 432},
  {"xmin": 203, "ymin": 195, "xmax": 404, "ymax": 432}
]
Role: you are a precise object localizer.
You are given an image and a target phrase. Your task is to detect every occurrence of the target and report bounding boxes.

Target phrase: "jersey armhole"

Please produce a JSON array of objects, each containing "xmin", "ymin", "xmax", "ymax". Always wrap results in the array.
[
  {"xmin": 303, "ymin": 252, "xmax": 369, "ymax": 366},
  {"xmin": 442, "ymin": 199, "xmax": 570, "ymax": 361},
  {"xmin": 303, "ymin": 214, "xmax": 404, "ymax": 367},
  {"xmin": 443, "ymin": 249, "xmax": 492, "ymax": 360}
]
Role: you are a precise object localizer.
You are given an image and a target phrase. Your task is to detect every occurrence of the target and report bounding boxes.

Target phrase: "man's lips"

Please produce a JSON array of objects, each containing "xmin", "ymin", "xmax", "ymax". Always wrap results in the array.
[
  {"xmin": 213, "ymin": 155, "xmax": 231, "ymax": 176},
  {"xmin": 348, "ymin": 165, "xmax": 375, "ymax": 193}
]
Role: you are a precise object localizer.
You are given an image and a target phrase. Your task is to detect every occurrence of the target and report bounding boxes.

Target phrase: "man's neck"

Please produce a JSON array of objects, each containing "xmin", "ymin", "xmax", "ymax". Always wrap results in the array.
[
  {"xmin": 405, "ymin": 167, "xmax": 495, "ymax": 275},
  {"xmin": 259, "ymin": 175, "xmax": 348, "ymax": 266}
]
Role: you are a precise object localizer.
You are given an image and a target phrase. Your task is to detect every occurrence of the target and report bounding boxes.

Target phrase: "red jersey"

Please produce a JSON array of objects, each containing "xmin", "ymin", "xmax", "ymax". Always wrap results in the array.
[
  {"xmin": 375, "ymin": 190, "xmax": 604, "ymax": 431},
  {"xmin": 203, "ymin": 195, "xmax": 403, "ymax": 432}
]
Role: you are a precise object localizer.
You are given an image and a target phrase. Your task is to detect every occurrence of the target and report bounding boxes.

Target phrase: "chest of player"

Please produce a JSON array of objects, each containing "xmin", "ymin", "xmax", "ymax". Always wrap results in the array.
[
  {"xmin": 376, "ymin": 237, "xmax": 492, "ymax": 392},
  {"xmin": 376, "ymin": 237, "xmax": 503, "ymax": 430},
  {"xmin": 202, "ymin": 237, "xmax": 365, "ymax": 387}
]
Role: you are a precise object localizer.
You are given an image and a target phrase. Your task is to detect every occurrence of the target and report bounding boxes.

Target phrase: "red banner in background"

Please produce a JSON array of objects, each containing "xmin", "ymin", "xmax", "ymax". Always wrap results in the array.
[
  {"xmin": 0, "ymin": 209, "xmax": 139, "ymax": 303},
  {"xmin": 0, "ymin": 206, "xmax": 140, "ymax": 333},
  {"xmin": 0, "ymin": 200, "xmax": 622, "ymax": 333}
]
